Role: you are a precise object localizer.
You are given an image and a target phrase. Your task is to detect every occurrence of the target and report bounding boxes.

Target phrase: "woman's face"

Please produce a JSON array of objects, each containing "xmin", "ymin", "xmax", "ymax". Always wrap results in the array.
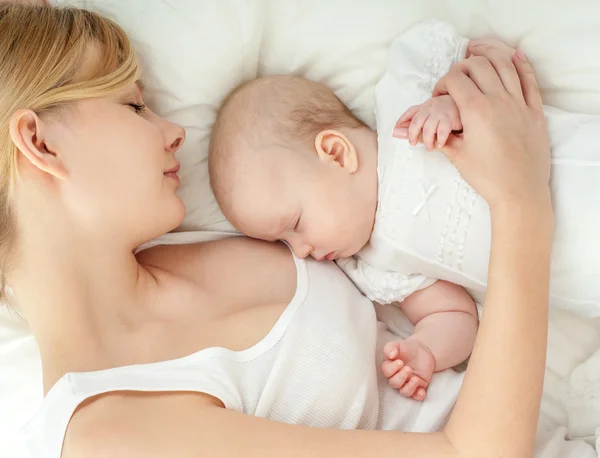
[{"xmin": 47, "ymin": 82, "xmax": 186, "ymax": 246}]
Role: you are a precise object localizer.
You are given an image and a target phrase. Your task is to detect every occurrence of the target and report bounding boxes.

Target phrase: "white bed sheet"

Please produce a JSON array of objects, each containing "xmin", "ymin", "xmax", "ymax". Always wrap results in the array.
[{"xmin": 1, "ymin": 0, "xmax": 599, "ymax": 455}]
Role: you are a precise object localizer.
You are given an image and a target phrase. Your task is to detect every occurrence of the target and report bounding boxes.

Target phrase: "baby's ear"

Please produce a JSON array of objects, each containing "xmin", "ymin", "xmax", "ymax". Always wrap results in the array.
[{"xmin": 314, "ymin": 129, "xmax": 358, "ymax": 173}]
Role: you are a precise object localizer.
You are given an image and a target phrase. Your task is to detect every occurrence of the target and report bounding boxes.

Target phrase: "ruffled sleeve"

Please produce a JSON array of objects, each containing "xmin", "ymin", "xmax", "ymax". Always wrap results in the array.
[
  {"xmin": 337, "ymin": 256, "xmax": 436, "ymax": 305},
  {"xmin": 375, "ymin": 20, "xmax": 469, "ymax": 139},
  {"xmin": 388, "ymin": 19, "xmax": 469, "ymax": 94}
]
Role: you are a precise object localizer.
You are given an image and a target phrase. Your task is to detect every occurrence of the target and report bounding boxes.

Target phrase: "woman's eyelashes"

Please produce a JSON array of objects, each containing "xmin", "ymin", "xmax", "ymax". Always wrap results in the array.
[
  {"xmin": 293, "ymin": 215, "xmax": 301, "ymax": 231},
  {"xmin": 127, "ymin": 102, "xmax": 147, "ymax": 114}
]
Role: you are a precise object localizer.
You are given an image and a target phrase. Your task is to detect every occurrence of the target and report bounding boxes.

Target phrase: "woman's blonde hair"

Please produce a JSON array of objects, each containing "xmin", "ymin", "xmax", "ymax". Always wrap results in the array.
[{"xmin": 0, "ymin": 4, "xmax": 140, "ymax": 303}]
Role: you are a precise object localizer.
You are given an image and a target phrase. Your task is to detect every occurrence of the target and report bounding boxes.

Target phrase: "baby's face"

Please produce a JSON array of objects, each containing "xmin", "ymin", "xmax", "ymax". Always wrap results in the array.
[{"xmin": 233, "ymin": 156, "xmax": 373, "ymax": 261}]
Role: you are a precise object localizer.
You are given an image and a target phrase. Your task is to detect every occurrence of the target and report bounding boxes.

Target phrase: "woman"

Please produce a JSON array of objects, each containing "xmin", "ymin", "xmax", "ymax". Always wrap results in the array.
[{"xmin": 0, "ymin": 3, "xmax": 583, "ymax": 458}]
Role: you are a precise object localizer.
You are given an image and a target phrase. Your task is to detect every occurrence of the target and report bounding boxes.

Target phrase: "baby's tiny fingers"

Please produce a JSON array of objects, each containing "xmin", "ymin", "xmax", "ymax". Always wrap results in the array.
[
  {"xmin": 393, "ymin": 120, "xmax": 411, "ymax": 139},
  {"xmin": 399, "ymin": 375, "xmax": 421, "ymax": 397},
  {"xmin": 423, "ymin": 116, "xmax": 440, "ymax": 152},
  {"xmin": 408, "ymin": 111, "xmax": 428, "ymax": 146},
  {"xmin": 389, "ymin": 366, "xmax": 412, "ymax": 389},
  {"xmin": 381, "ymin": 359, "xmax": 404, "ymax": 378},
  {"xmin": 451, "ymin": 115, "xmax": 463, "ymax": 132},
  {"xmin": 393, "ymin": 127, "xmax": 408, "ymax": 139},
  {"xmin": 397, "ymin": 105, "xmax": 421, "ymax": 125},
  {"xmin": 383, "ymin": 342, "xmax": 399, "ymax": 359},
  {"xmin": 436, "ymin": 119, "xmax": 453, "ymax": 148},
  {"xmin": 412, "ymin": 387, "xmax": 427, "ymax": 401}
]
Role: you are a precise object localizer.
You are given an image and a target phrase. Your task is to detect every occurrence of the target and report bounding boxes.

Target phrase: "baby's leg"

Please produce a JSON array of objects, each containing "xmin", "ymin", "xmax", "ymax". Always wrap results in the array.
[{"xmin": 381, "ymin": 281, "xmax": 478, "ymax": 400}]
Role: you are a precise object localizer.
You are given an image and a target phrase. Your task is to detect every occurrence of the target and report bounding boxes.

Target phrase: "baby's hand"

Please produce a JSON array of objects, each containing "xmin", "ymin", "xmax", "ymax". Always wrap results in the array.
[
  {"xmin": 381, "ymin": 340, "xmax": 434, "ymax": 401},
  {"xmin": 393, "ymin": 95, "xmax": 463, "ymax": 151}
]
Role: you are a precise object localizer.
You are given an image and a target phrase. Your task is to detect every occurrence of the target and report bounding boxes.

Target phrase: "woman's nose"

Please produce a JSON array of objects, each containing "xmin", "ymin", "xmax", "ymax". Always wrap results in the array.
[
  {"xmin": 164, "ymin": 122, "xmax": 186, "ymax": 154},
  {"xmin": 153, "ymin": 112, "xmax": 185, "ymax": 154}
]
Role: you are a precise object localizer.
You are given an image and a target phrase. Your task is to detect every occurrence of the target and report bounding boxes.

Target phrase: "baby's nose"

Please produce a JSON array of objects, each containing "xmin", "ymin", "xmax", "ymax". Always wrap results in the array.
[{"xmin": 292, "ymin": 243, "xmax": 313, "ymax": 259}]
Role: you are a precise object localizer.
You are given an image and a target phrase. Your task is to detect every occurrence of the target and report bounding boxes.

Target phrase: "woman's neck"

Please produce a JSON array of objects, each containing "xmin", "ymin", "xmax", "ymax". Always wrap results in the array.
[{"xmin": 10, "ymin": 205, "xmax": 156, "ymax": 392}]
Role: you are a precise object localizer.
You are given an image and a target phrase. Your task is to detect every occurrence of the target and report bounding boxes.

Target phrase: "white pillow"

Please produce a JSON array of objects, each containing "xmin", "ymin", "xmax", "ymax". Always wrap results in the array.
[
  {"xmin": 261, "ymin": 0, "xmax": 600, "ymax": 123},
  {"xmin": 58, "ymin": 0, "xmax": 600, "ymax": 233}
]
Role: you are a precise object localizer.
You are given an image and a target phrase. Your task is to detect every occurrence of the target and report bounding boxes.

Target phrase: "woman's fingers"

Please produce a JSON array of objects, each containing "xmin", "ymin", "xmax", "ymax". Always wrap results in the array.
[
  {"xmin": 468, "ymin": 39, "xmax": 523, "ymax": 100},
  {"xmin": 433, "ymin": 70, "xmax": 484, "ymax": 114},
  {"xmin": 512, "ymin": 50, "xmax": 543, "ymax": 111},
  {"xmin": 433, "ymin": 56, "xmax": 504, "ymax": 97}
]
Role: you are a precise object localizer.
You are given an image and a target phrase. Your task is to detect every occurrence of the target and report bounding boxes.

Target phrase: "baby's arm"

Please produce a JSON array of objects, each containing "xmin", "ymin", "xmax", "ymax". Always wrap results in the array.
[
  {"xmin": 381, "ymin": 281, "xmax": 478, "ymax": 400},
  {"xmin": 399, "ymin": 281, "xmax": 478, "ymax": 369}
]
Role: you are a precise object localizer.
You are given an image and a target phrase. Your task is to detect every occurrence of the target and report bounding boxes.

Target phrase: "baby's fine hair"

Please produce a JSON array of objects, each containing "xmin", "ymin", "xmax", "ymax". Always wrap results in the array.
[{"xmin": 208, "ymin": 75, "xmax": 366, "ymax": 210}]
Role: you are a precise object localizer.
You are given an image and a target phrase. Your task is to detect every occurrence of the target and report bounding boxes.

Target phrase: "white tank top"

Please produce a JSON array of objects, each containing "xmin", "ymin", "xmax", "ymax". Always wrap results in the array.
[{"xmin": 18, "ymin": 233, "xmax": 463, "ymax": 458}]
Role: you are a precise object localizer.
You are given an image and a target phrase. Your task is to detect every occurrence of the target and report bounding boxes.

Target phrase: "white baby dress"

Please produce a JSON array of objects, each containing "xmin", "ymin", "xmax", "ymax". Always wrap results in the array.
[{"xmin": 338, "ymin": 20, "xmax": 600, "ymax": 318}]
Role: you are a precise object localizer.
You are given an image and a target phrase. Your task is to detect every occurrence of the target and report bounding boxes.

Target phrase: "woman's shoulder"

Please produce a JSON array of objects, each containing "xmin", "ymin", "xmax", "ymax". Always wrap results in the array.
[
  {"xmin": 137, "ymin": 236, "xmax": 298, "ymax": 304},
  {"xmin": 137, "ymin": 236, "xmax": 293, "ymax": 274},
  {"xmin": 61, "ymin": 391, "xmax": 222, "ymax": 458}
]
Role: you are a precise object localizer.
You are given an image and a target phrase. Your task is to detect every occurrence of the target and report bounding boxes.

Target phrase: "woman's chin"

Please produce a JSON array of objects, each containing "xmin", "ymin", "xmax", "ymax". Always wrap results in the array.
[
  {"xmin": 169, "ymin": 197, "xmax": 186, "ymax": 230},
  {"xmin": 153, "ymin": 197, "xmax": 186, "ymax": 238}
]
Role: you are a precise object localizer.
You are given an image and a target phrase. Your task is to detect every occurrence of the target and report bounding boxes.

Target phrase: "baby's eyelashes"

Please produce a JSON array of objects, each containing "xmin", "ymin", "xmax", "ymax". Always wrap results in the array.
[{"xmin": 292, "ymin": 215, "xmax": 301, "ymax": 231}]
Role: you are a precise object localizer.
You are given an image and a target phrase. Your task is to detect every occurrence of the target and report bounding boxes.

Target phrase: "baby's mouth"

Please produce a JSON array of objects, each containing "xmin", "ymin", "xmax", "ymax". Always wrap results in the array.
[{"xmin": 313, "ymin": 251, "xmax": 336, "ymax": 262}]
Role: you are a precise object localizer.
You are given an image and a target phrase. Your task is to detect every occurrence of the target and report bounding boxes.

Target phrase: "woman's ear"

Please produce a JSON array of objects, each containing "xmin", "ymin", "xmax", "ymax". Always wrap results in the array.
[
  {"xmin": 314, "ymin": 129, "xmax": 358, "ymax": 173},
  {"xmin": 9, "ymin": 109, "xmax": 68, "ymax": 181}
]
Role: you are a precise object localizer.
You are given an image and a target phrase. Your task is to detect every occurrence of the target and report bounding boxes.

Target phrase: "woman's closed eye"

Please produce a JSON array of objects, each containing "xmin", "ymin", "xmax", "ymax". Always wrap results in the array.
[
  {"xmin": 127, "ymin": 102, "xmax": 147, "ymax": 115},
  {"xmin": 293, "ymin": 215, "xmax": 301, "ymax": 231}
]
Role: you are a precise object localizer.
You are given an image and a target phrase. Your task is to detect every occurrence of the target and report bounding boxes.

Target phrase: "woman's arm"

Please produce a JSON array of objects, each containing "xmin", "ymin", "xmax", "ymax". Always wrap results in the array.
[
  {"xmin": 436, "ymin": 46, "xmax": 553, "ymax": 458},
  {"xmin": 63, "ymin": 391, "xmax": 459, "ymax": 458},
  {"xmin": 65, "ymin": 49, "xmax": 552, "ymax": 458},
  {"xmin": 446, "ymin": 202, "xmax": 552, "ymax": 457}
]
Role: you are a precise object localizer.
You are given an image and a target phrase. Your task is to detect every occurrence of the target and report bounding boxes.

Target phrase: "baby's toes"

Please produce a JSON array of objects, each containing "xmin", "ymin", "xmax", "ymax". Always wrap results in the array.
[
  {"xmin": 388, "ymin": 366, "xmax": 412, "ymax": 390},
  {"xmin": 399, "ymin": 375, "xmax": 422, "ymax": 398},
  {"xmin": 381, "ymin": 358, "xmax": 404, "ymax": 379}
]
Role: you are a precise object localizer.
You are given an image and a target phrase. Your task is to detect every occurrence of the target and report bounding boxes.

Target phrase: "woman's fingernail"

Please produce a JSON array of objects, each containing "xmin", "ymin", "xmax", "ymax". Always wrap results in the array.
[{"xmin": 515, "ymin": 48, "xmax": 527, "ymax": 62}]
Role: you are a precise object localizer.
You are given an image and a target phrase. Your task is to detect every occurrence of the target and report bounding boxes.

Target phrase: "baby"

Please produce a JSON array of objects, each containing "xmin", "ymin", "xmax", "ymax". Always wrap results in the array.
[
  {"xmin": 208, "ymin": 73, "xmax": 478, "ymax": 401},
  {"xmin": 207, "ymin": 27, "xmax": 487, "ymax": 401}
]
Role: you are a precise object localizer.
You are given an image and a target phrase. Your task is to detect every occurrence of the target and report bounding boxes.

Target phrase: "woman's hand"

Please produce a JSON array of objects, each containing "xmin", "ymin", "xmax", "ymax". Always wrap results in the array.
[{"xmin": 430, "ymin": 43, "xmax": 550, "ymax": 211}]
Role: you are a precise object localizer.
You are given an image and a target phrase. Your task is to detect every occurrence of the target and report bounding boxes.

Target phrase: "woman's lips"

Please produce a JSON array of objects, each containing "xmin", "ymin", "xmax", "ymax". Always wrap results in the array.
[
  {"xmin": 164, "ymin": 162, "xmax": 181, "ymax": 175},
  {"xmin": 164, "ymin": 162, "xmax": 181, "ymax": 184}
]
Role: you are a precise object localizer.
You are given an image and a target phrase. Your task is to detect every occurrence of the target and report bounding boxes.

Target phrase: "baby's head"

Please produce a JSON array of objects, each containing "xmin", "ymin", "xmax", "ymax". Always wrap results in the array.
[{"xmin": 209, "ymin": 75, "xmax": 378, "ymax": 260}]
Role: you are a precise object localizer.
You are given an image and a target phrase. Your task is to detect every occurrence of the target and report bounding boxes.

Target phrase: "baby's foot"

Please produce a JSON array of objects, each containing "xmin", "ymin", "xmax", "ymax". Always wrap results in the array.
[{"xmin": 381, "ymin": 340, "xmax": 435, "ymax": 401}]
